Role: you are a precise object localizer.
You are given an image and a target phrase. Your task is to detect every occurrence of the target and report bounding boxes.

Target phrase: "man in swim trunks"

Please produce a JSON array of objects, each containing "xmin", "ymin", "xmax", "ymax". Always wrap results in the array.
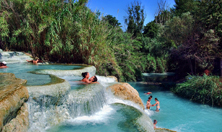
[
  {"xmin": 146, "ymin": 97, "xmax": 152, "ymax": 109},
  {"xmin": 151, "ymin": 98, "xmax": 160, "ymax": 112}
]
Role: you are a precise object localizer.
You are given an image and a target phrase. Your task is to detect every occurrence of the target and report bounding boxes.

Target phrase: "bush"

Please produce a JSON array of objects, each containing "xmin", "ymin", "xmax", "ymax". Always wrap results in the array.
[{"xmin": 172, "ymin": 74, "xmax": 222, "ymax": 107}]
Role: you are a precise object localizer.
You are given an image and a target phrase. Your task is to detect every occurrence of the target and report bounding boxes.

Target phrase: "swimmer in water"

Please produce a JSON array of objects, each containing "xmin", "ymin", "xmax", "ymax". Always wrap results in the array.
[
  {"xmin": 144, "ymin": 92, "xmax": 152, "ymax": 95},
  {"xmin": 151, "ymin": 98, "xmax": 160, "ymax": 112}
]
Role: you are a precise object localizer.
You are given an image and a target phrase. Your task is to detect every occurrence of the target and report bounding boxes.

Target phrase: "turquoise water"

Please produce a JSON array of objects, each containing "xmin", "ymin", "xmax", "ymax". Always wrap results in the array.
[
  {"xmin": 2, "ymin": 62, "xmax": 222, "ymax": 132},
  {"xmin": 47, "ymin": 104, "xmax": 147, "ymax": 132},
  {"xmin": 130, "ymin": 82, "xmax": 222, "ymax": 132},
  {"xmin": 0, "ymin": 63, "xmax": 82, "ymax": 85}
]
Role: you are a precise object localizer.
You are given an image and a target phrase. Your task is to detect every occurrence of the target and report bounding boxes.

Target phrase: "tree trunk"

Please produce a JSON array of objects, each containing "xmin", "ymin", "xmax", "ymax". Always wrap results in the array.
[
  {"xmin": 189, "ymin": 59, "xmax": 194, "ymax": 75},
  {"xmin": 220, "ymin": 58, "xmax": 222, "ymax": 76}
]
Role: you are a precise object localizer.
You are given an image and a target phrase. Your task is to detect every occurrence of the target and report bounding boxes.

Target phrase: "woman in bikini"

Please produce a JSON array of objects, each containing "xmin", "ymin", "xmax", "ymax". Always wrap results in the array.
[{"xmin": 151, "ymin": 98, "xmax": 160, "ymax": 112}]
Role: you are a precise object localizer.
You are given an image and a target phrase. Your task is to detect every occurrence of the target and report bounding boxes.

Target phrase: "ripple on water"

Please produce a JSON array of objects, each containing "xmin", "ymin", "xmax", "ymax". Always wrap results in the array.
[{"xmin": 129, "ymin": 82, "xmax": 222, "ymax": 132}]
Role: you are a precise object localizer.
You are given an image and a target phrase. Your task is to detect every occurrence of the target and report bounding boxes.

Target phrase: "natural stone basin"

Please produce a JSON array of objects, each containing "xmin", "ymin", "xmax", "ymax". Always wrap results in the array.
[
  {"xmin": 0, "ymin": 63, "xmax": 83, "ymax": 86},
  {"xmin": 0, "ymin": 62, "xmax": 155, "ymax": 132}
]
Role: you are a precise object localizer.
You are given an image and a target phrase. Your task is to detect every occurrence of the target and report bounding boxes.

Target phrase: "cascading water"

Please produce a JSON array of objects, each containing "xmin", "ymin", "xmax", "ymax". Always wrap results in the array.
[
  {"xmin": 65, "ymin": 84, "xmax": 106, "ymax": 118},
  {"xmin": 28, "ymin": 83, "xmax": 107, "ymax": 132},
  {"xmin": 0, "ymin": 59, "xmax": 154, "ymax": 132},
  {"xmin": 0, "ymin": 51, "xmax": 32, "ymax": 63}
]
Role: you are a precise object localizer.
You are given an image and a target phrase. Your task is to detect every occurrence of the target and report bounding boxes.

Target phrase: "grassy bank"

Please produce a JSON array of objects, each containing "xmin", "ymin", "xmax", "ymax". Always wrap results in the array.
[{"xmin": 171, "ymin": 75, "xmax": 222, "ymax": 107}]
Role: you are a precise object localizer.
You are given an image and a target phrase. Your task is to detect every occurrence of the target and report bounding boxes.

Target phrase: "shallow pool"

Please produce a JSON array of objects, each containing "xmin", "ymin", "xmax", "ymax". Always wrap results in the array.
[
  {"xmin": 129, "ymin": 82, "xmax": 222, "ymax": 132},
  {"xmin": 2, "ymin": 62, "xmax": 222, "ymax": 132},
  {"xmin": 46, "ymin": 104, "xmax": 148, "ymax": 132},
  {"xmin": 0, "ymin": 63, "xmax": 82, "ymax": 85}
]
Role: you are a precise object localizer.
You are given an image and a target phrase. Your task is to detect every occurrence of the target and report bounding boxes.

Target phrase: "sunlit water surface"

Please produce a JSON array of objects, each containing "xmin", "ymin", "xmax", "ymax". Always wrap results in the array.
[
  {"xmin": 129, "ymin": 82, "xmax": 222, "ymax": 132},
  {"xmin": 1, "ymin": 63, "xmax": 222, "ymax": 132},
  {"xmin": 0, "ymin": 63, "xmax": 82, "ymax": 85}
]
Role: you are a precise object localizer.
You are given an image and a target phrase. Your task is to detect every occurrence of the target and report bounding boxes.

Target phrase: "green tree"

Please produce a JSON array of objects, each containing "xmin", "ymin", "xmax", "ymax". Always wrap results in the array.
[
  {"xmin": 103, "ymin": 15, "xmax": 121, "ymax": 28},
  {"xmin": 174, "ymin": 0, "xmax": 198, "ymax": 16},
  {"xmin": 143, "ymin": 21, "xmax": 159, "ymax": 38},
  {"xmin": 163, "ymin": 12, "xmax": 194, "ymax": 46},
  {"xmin": 154, "ymin": 0, "xmax": 172, "ymax": 25},
  {"xmin": 125, "ymin": 1, "xmax": 145, "ymax": 38}
]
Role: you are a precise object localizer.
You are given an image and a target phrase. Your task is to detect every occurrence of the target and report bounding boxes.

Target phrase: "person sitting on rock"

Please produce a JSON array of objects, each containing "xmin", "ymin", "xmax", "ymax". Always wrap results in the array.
[{"xmin": 0, "ymin": 61, "xmax": 8, "ymax": 68}]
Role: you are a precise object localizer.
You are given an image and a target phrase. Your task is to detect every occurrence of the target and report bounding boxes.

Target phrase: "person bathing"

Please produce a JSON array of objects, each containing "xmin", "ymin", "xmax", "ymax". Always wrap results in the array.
[
  {"xmin": 0, "ymin": 61, "xmax": 8, "ymax": 68},
  {"xmin": 153, "ymin": 120, "xmax": 157, "ymax": 129},
  {"xmin": 81, "ymin": 72, "xmax": 98, "ymax": 84},
  {"xmin": 146, "ymin": 97, "xmax": 152, "ymax": 109},
  {"xmin": 151, "ymin": 98, "xmax": 160, "ymax": 112},
  {"xmin": 89, "ymin": 75, "xmax": 98, "ymax": 83},
  {"xmin": 26, "ymin": 57, "xmax": 43, "ymax": 65}
]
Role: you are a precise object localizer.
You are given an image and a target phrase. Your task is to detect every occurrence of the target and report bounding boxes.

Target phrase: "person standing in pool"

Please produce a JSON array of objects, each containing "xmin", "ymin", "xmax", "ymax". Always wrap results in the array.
[
  {"xmin": 146, "ymin": 97, "xmax": 152, "ymax": 109},
  {"xmin": 151, "ymin": 98, "xmax": 160, "ymax": 112},
  {"xmin": 149, "ymin": 95, "xmax": 153, "ymax": 101}
]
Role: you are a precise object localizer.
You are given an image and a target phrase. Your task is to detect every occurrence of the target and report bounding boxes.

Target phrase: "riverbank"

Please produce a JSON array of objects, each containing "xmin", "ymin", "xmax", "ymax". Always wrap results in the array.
[{"xmin": 171, "ymin": 75, "xmax": 222, "ymax": 107}]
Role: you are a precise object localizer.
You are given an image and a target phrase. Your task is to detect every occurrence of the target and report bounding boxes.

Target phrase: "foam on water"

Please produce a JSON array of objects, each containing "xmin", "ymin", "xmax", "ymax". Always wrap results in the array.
[
  {"xmin": 0, "ymin": 62, "xmax": 154, "ymax": 132},
  {"xmin": 65, "ymin": 104, "xmax": 114, "ymax": 125},
  {"xmin": 28, "ymin": 83, "xmax": 107, "ymax": 132}
]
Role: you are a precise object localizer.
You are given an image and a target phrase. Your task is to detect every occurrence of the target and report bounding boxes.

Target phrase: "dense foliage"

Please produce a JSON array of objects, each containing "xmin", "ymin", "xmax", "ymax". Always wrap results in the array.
[
  {"xmin": 172, "ymin": 75, "xmax": 222, "ymax": 107},
  {"xmin": 0, "ymin": 0, "xmax": 145, "ymax": 81},
  {"xmin": 0, "ymin": 0, "xmax": 222, "ymax": 82}
]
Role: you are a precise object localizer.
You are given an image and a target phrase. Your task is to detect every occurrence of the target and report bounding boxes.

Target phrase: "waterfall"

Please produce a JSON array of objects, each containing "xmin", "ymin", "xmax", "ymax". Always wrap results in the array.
[
  {"xmin": 28, "ymin": 83, "xmax": 106, "ymax": 132},
  {"xmin": 65, "ymin": 84, "xmax": 106, "ymax": 118}
]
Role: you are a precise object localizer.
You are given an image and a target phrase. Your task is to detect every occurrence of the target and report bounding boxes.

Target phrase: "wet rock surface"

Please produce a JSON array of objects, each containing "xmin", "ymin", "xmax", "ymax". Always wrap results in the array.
[
  {"xmin": 0, "ymin": 73, "xmax": 29, "ymax": 131},
  {"xmin": 2, "ymin": 103, "xmax": 29, "ymax": 132},
  {"xmin": 155, "ymin": 128, "xmax": 177, "ymax": 132},
  {"xmin": 107, "ymin": 83, "xmax": 144, "ymax": 109}
]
